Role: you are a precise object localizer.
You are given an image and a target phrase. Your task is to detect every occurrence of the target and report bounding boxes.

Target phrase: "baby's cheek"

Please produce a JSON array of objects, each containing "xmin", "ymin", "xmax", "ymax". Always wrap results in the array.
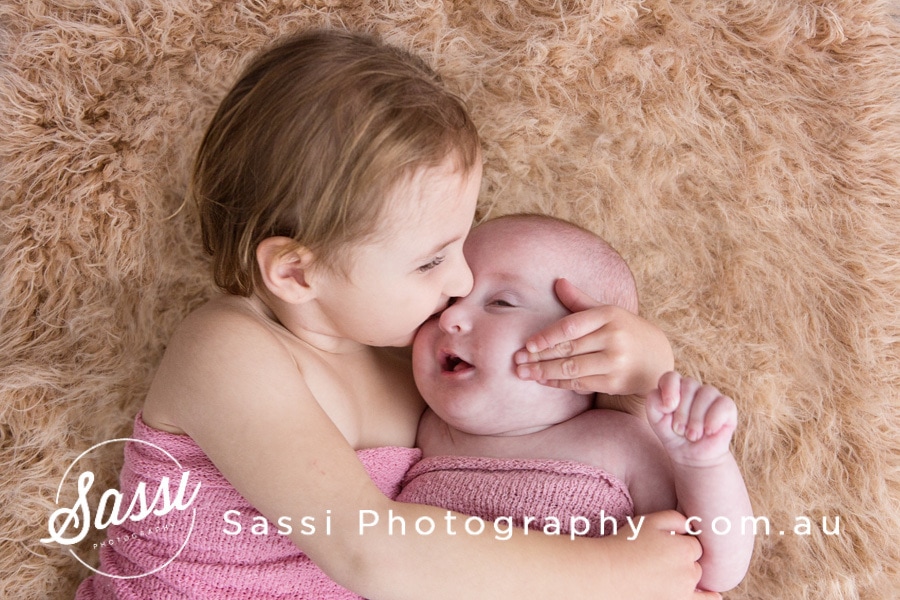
[{"xmin": 410, "ymin": 341, "xmax": 434, "ymax": 385}]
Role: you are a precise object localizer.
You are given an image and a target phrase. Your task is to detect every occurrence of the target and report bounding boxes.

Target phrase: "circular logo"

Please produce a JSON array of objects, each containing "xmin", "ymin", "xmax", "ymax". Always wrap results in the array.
[{"xmin": 42, "ymin": 438, "xmax": 199, "ymax": 579}]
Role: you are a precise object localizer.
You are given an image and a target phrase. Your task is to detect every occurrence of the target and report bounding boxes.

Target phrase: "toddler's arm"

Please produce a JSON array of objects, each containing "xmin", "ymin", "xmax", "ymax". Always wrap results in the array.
[
  {"xmin": 514, "ymin": 278, "xmax": 673, "ymax": 416},
  {"xmin": 155, "ymin": 306, "xmax": 718, "ymax": 599},
  {"xmin": 646, "ymin": 372, "xmax": 755, "ymax": 592}
]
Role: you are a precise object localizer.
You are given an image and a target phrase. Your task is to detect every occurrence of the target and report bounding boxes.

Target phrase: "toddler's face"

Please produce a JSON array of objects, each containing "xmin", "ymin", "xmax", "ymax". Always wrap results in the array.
[
  {"xmin": 313, "ymin": 157, "xmax": 480, "ymax": 347},
  {"xmin": 412, "ymin": 226, "xmax": 583, "ymax": 435}
]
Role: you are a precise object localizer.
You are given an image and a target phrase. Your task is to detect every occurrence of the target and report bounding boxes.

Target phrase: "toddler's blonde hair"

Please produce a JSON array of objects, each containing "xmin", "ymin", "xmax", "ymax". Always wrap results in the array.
[{"xmin": 192, "ymin": 29, "xmax": 480, "ymax": 295}]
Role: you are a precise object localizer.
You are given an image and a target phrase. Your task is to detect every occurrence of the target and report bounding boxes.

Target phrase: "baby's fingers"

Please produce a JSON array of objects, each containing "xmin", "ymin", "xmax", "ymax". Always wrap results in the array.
[
  {"xmin": 697, "ymin": 394, "xmax": 738, "ymax": 439},
  {"xmin": 670, "ymin": 377, "xmax": 702, "ymax": 438},
  {"xmin": 657, "ymin": 371, "xmax": 683, "ymax": 411},
  {"xmin": 645, "ymin": 389, "xmax": 668, "ymax": 431},
  {"xmin": 677, "ymin": 382, "xmax": 723, "ymax": 441}
]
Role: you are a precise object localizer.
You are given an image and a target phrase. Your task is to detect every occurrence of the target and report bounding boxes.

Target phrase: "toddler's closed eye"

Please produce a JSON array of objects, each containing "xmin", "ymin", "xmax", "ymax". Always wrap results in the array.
[{"xmin": 417, "ymin": 256, "xmax": 445, "ymax": 273}]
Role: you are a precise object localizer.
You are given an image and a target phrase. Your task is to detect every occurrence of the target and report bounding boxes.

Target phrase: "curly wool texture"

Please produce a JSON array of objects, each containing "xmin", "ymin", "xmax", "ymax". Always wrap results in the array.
[{"xmin": 1, "ymin": 1, "xmax": 898, "ymax": 598}]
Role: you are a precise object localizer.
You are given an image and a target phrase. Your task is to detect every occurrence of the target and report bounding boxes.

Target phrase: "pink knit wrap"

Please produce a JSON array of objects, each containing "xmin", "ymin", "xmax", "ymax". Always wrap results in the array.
[
  {"xmin": 76, "ymin": 413, "xmax": 421, "ymax": 599},
  {"xmin": 397, "ymin": 455, "xmax": 633, "ymax": 537}
]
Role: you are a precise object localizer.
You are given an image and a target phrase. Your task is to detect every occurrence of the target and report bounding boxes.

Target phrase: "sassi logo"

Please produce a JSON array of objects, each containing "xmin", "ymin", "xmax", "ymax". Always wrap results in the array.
[{"xmin": 42, "ymin": 438, "xmax": 201, "ymax": 579}]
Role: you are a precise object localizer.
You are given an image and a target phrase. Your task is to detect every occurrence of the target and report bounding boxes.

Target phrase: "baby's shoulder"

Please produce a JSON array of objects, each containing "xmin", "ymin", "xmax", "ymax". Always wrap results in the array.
[
  {"xmin": 569, "ymin": 412, "xmax": 677, "ymax": 515},
  {"xmin": 566, "ymin": 408, "xmax": 647, "ymax": 437},
  {"xmin": 557, "ymin": 409, "xmax": 667, "ymax": 475}
]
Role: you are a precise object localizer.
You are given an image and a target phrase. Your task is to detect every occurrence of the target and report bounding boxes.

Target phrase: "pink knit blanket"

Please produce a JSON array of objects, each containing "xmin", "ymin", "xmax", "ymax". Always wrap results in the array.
[
  {"xmin": 76, "ymin": 413, "xmax": 421, "ymax": 599},
  {"xmin": 397, "ymin": 455, "xmax": 633, "ymax": 537}
]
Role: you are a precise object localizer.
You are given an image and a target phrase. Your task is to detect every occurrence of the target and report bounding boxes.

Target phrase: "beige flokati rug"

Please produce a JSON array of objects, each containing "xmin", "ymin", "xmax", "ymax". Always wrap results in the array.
[{"xmin": 2, "ymin": 1, "xmax": 899, "ymax": 598}]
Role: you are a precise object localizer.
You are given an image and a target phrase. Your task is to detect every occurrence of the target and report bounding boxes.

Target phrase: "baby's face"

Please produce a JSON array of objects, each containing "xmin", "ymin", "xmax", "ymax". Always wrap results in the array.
[{"xmin": 412, "ymin": 226, "xmax": 585, "ymax": 436}]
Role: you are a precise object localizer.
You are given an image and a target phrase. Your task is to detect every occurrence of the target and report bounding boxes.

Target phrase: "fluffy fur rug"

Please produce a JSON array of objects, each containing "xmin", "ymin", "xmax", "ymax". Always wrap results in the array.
[{"xmin": 2, "ymin": 1, "xmax": 898, "ymax": 598}]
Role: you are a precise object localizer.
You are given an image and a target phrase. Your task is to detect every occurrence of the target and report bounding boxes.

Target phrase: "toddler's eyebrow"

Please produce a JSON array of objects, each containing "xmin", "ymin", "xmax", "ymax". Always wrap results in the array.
[{"xmin": 420, "ymin": 235, "xmax": 463, "ymax": 260}]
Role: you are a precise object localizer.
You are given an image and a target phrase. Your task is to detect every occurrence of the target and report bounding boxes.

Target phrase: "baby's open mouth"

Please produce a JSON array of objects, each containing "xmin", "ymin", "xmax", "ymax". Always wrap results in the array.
[{"xmin": 441, "ymin": 352, "xmax": 474, "ymax": 373}]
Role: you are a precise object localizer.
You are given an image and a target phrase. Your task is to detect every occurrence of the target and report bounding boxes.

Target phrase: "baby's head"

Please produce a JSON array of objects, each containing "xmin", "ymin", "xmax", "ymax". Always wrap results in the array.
[
  {"xmin": 413, "ymin": 214, "xmax": 638, "ymax": 436},
  {"xmin": 193, "ymin": 29, "xmax": 480, "ymax": 296}
]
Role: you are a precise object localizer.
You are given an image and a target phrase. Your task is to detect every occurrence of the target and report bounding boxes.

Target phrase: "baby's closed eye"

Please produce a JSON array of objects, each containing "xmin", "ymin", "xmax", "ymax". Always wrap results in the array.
[{"xmin": 488, "ymin": 298, "xmax": 516, "ymax": 307}]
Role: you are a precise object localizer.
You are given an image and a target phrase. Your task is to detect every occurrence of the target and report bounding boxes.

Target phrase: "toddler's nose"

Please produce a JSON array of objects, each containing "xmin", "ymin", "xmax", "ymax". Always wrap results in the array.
[{"xmin": 445, "ymin": 253, "xmax": 474, "ymax": 299}]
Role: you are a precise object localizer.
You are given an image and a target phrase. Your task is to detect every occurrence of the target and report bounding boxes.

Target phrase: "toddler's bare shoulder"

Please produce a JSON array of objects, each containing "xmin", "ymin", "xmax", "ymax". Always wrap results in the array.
[
  {"xmin": 144, "ymin": 296, "xmax": 302, "ymax": 432},
  {"xmin": 181, "ymin": 295, "xmax": 276, "ymax": 338},
  {"xmin": 166, "ymin": 296, "xmax": 295, "ymax": 377},
  {"xmin": 151, "ymin": 295, "xmax": 322, "ymax": 434}
]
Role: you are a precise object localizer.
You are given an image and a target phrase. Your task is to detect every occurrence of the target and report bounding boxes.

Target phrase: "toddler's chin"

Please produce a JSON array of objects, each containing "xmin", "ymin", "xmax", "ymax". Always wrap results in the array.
[{"xmin": 385, "ymin": 329, "xmax": 418, "ymax": 348}]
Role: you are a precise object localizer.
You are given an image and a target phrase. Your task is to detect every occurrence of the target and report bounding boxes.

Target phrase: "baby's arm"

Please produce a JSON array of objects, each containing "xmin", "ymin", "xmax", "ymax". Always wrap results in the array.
[
  {"xmin": 514, "ymin": 278, "xmax": 673, "ymax": 416},
  {"xmin": 646, "ymin": 372, "xmax": 755, "ymax": 592}
]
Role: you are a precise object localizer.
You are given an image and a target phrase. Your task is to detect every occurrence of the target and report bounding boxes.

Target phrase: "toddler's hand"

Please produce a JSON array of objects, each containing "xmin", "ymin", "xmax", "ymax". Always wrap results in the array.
[
  {"xmin": 646, "ymin": 372, "xmax": 737, "ymax": 468},
  {"xmin": 513, "ymin": 278, "xmax": 674, "ymax": 398}
]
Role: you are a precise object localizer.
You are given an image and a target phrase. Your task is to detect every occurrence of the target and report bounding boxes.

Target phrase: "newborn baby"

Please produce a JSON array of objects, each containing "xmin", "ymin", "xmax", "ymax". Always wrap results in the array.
[{"xmin": 401, "ymin": 214, "xmax": 754, "ymax": 592}]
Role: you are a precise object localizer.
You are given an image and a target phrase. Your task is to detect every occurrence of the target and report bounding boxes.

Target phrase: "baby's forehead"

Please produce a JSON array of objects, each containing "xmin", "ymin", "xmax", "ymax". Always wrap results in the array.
[
  {"xmin": 466, "ymin": 216, "xmax": 638, "ymax": 313},
  {"xmin": 466, "ymin": 220, "xmax": 570, "ymax": 262},
  {"xmin": 466, "ymin": 225, "xmax": 551, "ymax": 266},
  {"xmin": 469, "ymin": 218, "xmax": 545, "ymax": 245},
  {"xmin": 465, "ymin": 225, "xmax": 571, "ymax": 292}
]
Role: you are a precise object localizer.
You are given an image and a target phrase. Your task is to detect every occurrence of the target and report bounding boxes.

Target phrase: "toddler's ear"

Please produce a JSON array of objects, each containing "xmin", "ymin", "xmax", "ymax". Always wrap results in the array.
[{"xmin": 256, "ymin": 237, "xmax": 317, "ymax": 304}]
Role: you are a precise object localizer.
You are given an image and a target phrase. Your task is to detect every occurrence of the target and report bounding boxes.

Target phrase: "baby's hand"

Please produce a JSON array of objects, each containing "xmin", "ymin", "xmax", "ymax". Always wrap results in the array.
[
  {"xmin": 514, "ymin": 278, "xmax": 674, "ymax": 398},
  {"xmin": 646, "ymin": 372, "xmax": 737, "ymax": 468}
]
